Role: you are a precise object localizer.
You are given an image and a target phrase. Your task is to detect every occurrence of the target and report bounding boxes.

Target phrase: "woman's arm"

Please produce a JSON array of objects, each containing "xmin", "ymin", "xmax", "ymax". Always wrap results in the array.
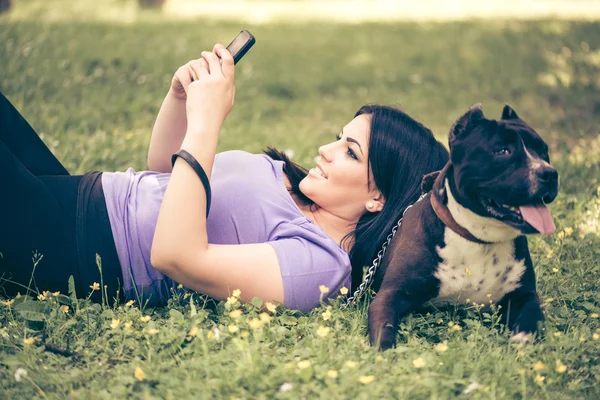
[
  {"xmin": 146, "ymin": 91, "xmax": 187, "ymax": 173},
  {"xmin": 150, "ymin": 49, "xmax": 285, "ymax": 303}
]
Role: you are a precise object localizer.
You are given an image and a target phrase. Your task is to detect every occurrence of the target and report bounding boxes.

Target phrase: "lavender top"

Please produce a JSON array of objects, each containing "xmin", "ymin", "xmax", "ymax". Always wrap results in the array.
[{"xmin": 101, "ymin": 150, "xmax": 351, "ymax": 312}]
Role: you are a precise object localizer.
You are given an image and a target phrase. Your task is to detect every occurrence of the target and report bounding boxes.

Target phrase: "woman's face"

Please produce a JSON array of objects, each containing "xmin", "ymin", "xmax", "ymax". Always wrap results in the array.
[{"xmin": 299, "ymin": 114, "xmax": 383, "ymax": 221}]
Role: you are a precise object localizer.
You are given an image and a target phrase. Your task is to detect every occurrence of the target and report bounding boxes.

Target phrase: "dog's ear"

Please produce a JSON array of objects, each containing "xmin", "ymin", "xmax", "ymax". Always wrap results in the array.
[
  {"xmin": 449, "ymin": 103, "xmax": 484, "ymax": 148},
  {"xmin": 501, "ymin": 104, "xmax": 519, "ymax": 120}
]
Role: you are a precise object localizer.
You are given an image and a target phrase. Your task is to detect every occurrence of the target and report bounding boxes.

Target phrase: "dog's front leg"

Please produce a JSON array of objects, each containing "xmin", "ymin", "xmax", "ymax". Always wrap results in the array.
[
  {"xmin": 368, "ymin": 288, "xmax": 414, "ymax": 351},
  {"xmin": 499, "ymin": 291, "xmax": 544, "ymax": 344}
]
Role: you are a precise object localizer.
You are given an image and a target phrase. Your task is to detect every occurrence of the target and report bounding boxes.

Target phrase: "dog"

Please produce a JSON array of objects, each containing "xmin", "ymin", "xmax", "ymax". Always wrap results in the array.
[{"xmin": 368, "ymin": 104, "xmax": 559, "ymax": 350}]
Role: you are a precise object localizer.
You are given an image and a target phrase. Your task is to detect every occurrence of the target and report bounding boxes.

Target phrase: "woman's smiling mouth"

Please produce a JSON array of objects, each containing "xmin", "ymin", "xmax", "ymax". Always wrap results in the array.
[{"xmin": 309, "ymin": 164, "xmax": 327, "ymax": 179}]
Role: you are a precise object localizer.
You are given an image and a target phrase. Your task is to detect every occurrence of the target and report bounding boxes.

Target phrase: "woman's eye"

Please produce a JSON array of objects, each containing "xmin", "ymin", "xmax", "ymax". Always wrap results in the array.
[
  {"xmin": 493, "ymin": 148, "xmax": 511, "ymax": 156},
  {"xmin": 347, "ymin": 148, "xmax": 358, "ymax": 160}
]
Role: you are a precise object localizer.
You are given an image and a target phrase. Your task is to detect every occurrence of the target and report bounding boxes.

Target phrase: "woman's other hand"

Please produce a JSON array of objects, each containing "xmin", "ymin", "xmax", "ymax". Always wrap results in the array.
[
  {"xmin": 169, "ymin": 44, "xmax": 223, "ymax": 101},
  {"xmin": 186, "ymin": 44, "xmax": 235, "ymax": 134}
]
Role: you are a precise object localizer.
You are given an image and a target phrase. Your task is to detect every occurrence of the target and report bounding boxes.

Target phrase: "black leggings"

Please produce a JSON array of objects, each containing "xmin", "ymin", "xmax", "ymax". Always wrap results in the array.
[{"xmin": 0, "ymin": 92, "xmax": 123, "ymax": 304}]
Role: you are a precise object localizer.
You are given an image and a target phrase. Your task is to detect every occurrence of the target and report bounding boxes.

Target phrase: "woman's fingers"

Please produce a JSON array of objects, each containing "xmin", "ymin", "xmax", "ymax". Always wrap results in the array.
[
  {"xmin": 214, "ymin": 44, "xmax": 235, "ymax": 81},
  {"xmin": 187, "ymin": 61, "xmax": 200, "ymax": 82},
  {"xmin": 201, "ymin": 51, "xmax": 224, "ymax": 77}
]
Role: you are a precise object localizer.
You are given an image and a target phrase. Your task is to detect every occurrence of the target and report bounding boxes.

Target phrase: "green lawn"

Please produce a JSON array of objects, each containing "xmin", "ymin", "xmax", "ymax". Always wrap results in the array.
[{"xmin": 1, "ymin": 15, "xmax": 600, "ymax": 399}]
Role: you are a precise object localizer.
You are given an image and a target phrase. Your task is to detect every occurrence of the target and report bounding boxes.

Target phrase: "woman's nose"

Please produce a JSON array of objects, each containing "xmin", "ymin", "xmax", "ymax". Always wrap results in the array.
[{"xmin": 318, "ymin": 145, "xmax": 332, "ymax": 162}]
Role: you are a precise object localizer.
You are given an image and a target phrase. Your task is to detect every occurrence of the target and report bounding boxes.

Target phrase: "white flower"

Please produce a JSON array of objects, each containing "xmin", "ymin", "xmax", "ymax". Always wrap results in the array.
[
  {"xmin": 279, "ymin": 382, "xmax": 293, "ymax": 392},
  {"xmin": 213, "ymin": 327, "xmax": 220, "ymax": 341},
  {"xmin": 14, "ymin": 368, "xmax": 27, "ymax": 382}
]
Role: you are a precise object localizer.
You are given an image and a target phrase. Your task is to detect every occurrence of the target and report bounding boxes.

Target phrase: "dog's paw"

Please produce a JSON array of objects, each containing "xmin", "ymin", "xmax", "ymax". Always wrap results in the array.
[
  {"xmin": 370, "ymin": 323, "xmax": 396, "ymax": 351},
  {"xmin": 509, "ymin": 332, "xmax": 531, "ymax": 345}
]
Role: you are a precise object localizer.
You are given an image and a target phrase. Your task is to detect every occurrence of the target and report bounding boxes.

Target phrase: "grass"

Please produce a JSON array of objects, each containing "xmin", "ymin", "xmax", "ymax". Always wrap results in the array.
[{"xmin": 1, "ymin": 12, "xmax": 600, "ymax": 399}]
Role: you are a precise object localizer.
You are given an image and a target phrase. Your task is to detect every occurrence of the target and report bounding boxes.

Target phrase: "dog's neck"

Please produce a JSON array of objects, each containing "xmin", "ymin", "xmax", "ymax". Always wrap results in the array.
[{"xmin": 431, "ymin": 163, "xmax": 521, "ymax": 244}]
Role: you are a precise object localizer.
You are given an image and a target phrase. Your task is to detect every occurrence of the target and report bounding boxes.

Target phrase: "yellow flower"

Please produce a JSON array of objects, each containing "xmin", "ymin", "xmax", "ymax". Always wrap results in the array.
[
  {"xmin": 232, "ymin": 289, "xmax": 241, "ymax": 298},
  {"xmin": 553, "ymin": 332, "xmax": 562, "ymax": 337},
  {"xmin": 358, "ymin": 375, "xmax": 376, "ymax": 385},
  {"xmin": 345, "ymin": 360, "xmax": 358, "ymax": 368},
  {"xmin": 134, "ymin": 366, "xmax": 145, "ymax": 381},
  {"xmin": 228, "ymin": 324, "xmax": 239, "ymax": 334},
  {"xmin": 259, "ymin": 312, "xmax": 271, "ymax": 324},
  {"xmin": 240, "ymin": 331, "xmax": 250, "ymax": 338},
  {"xmin": 322, "ymin": 309, "xmax": 332, "ymax": 321},
  {"xmin": 188, "ymin": 326, "xmax": 199, "ymax": 337},
  {"xmin": 60, "ymin": 305, "xmax": 69, "ymax": 313},
  {"xmin": 340, "ymin": 287, "xmax": 349, "ymax": 295},
  {"xmin": 557, "ymin": 231, "xmax": 565, "ymax": 239},
  {"xmin": 592, "ymin": 333, "xmax": 599, "ymax": 340},
  {"xmin": 590, "ymin": 313, "xmax": 599, "ymax": 319},
  {"xmin": 317, "ymin": 326, "xmax": 330, "ymax": 337},
  {"xmin": 147, "ymin": 328, "xmax": 159, "ymax": 335},
  {"xmin": 89, "ymin": 282, "xmax": 100, "ymax": 291},
  {"xmin": 183, "ymin": 293, "xmax": 190, "ymax": 299},
  {"xmin": 465, "ymin": 267, "xmax": 472, "ymax": 277},
  {"xmin": 1, "ymin": 299, "xmax": 15, "ymax": 306},
  {"xmin": 434, "ymin": 342, "xmax": 449, "ymax": 353},
  {"xmin": 319, "ymin": 285, "xmax": 329, "ymax": 294},
  {"xmin": 140, "ymin": 315, "xmax": 151, "ymax": 323},
  {"xmin": 110, "ymin": 319, "xmax": 120, "ymax": 329},
  {"xmin": 447, "ymin": 321, "xmax": 455, "ymax": 327},
  {"xmin": 265, "ymin": 302, "xmax": 277, "ymax": 313},
  {"xmin": 327, "ymin": 370, "xmax": 338, "ymax": 379},
  {"xmin": 533, "ymin": 361, "xmax": 545, "ymax": 371},
  {"xmin": 546, "ymin": 250, "xmax": 554, "ymax": 259},
  {"xmin": 450, "ymin": 324, "xmax": 462, "ymax": 332},
  {"xmin": 37, "ymin": 292, "xmax": 47, "ymax": 301},
  {"xmin": 177, "ymin": 283, "xmax": 183, "ymax": 289},
  {"xmin": 52, "ymin": 291, "xmax": 60, "ymax": 296},
  {"xmin": 226, "ymin": 296, "xmax": 238, "ymax": 305},
  {"xmin": 125, "ymin": 300, "xmax": 135, "ymax": 307},
  {"xmin": 555, "ymin": 360, "xmax": 567, "ymax": 373},
  {"xmin": 229, "ymin": 309, "xmax": 243, "ymax": 319},
  {"xmin": 552, "ymin": 268, "xmax": 559, "ymax": 273},
  {"xmin": 124, "ymin": 321, "xmax": 133, "ymax": 329},
  {"xmin": 248, "ymin": 318, "xmax": 262, "ymax": 330},
  {"xmin": 563, "ymin": 227, "xmax": 573, "ymax": 236},
  {"xmin": 544, "ymin": 298, "xmax": 554, "ymax": 303},
  {"xmin": 23, "ymin": 337, "xmax": 36, "ymax": 346},
  {"xmin": 534, "ymin": 374, "xmax": 545, "ymax": 386},
  {"xmin": 297, "ymin": 360, "xmax": 311, "ymax": 369},
  {"xmin": 412, "ymin": 357, "xmax": 426, "ymax": 368},
  {"xmin": 486, "ymin": 293, "xmax": 492, "ymax": 299}
]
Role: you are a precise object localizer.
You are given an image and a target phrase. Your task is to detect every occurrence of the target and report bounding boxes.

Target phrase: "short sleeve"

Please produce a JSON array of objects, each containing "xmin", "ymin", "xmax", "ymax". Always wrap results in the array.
[{"xmin": 268, "ymin": 220, "xmax": 352, "ymax": 313}]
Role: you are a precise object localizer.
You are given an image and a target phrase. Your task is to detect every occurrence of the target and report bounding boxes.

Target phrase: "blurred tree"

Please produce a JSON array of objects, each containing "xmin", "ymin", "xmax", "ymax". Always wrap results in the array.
[
  {"xmin": 0, "ymin": 0, "xmax": 11, "ymax": 14},
  {"xmin": 138, "ymin": 0, "xmax": 166, "ymax": 8}
]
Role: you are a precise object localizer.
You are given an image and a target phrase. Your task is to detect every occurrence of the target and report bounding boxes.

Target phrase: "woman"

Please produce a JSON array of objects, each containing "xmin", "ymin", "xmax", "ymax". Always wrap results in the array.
[{"xmin": 0, "ymin": 44, "xmax": 449, "ymax": 312}]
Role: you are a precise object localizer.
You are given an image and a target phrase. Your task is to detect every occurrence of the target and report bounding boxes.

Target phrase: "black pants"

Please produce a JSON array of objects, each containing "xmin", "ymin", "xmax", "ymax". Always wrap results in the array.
[{"xmin": 0, "ymin": 92, "xmax": 124, "ymax": 304}]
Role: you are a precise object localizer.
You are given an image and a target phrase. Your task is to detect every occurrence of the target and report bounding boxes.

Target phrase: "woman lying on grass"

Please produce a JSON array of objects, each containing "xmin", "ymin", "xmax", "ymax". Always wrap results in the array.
[{"xmin": 0, "ymin": 43, "xmax": 448, "ymax": 312}]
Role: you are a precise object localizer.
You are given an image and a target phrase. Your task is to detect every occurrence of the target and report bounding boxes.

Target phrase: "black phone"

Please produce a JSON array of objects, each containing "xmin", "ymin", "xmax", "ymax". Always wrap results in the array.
[{"xmin": 225, "ymin": 30, "xmax": 256, "ymax": 65}]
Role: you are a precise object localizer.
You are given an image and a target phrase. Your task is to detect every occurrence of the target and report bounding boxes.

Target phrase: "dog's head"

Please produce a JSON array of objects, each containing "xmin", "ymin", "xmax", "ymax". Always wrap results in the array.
[{"xmin": 447, "ymin": 104, "xmax": 559, "ymax": 235}]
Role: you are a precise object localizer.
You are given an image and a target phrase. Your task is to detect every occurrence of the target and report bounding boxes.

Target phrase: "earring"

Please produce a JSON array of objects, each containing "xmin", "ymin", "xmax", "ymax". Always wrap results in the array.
[{"xmin": 366, "ymin": 201, "xmax": 375, "ymax": 210}]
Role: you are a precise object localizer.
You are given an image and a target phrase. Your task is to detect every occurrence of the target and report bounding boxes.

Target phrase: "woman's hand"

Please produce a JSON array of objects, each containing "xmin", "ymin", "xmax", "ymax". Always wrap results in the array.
[
  {"xmin": 169, "ymin": 44, "xmax": 222, "ymax": 101},
  {"xmin": 186, "ymin": 44, "xmax": 235, "ymax": 134}
]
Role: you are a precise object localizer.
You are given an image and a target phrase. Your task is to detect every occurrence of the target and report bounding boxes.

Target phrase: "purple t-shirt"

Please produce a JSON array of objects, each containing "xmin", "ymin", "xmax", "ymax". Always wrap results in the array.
[{"xmin": 101, "ymin": 150, "xmax": 351, "ymax": 312}]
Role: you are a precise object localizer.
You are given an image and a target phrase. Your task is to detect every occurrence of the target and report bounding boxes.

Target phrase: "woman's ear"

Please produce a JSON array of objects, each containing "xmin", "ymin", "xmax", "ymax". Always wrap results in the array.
[{"xmin": 367, "ymin": 192, "xmax": 385, "ymax": 213}]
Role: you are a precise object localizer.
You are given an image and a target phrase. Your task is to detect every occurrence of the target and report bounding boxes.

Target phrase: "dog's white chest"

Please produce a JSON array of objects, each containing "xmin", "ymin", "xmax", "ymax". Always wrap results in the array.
[{"xmin": 432, "ymin": 229, "xmax": 525, "ymax": 307}]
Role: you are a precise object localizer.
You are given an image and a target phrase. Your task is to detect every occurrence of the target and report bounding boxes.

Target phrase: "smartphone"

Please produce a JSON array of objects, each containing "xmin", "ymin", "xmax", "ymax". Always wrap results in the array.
[{"xmin": 225, "ymin": 30, "xmax": 256, "ymax": 65}]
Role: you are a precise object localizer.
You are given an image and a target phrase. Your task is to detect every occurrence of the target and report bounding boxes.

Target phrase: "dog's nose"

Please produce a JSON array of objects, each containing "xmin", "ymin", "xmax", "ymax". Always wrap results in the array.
[
  {"xmin": 536, "ymin": 166, "xmax": 558, "ymax": 185},
  {"xmin": 535, "ymin": 166, "xmax": 559, "ymax": 203}
]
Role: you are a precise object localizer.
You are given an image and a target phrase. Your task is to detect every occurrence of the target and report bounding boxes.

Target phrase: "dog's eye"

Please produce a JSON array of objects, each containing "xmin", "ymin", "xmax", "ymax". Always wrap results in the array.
[{"xmin": 493, "ymin": 148, "xmax": 511, "ymax": 156}]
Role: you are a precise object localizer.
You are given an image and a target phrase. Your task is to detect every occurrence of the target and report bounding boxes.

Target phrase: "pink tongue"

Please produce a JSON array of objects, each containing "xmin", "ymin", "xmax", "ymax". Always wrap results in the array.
[{"xmin": 518, "ymin": 204, "xmax": 555, "ymax": 235}]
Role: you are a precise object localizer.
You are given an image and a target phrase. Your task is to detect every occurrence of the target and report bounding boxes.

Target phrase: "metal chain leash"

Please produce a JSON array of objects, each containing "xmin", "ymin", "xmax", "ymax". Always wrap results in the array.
[{"xmin": 341, "ymin": 192, "xmax": 428, "ymax": 309}]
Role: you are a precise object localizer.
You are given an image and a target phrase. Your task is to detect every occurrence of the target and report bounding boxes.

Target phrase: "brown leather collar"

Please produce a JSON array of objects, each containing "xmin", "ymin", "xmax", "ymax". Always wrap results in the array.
[{"xmin": 427, "ymin": 162, "xmax": 492, "ymax": 245}]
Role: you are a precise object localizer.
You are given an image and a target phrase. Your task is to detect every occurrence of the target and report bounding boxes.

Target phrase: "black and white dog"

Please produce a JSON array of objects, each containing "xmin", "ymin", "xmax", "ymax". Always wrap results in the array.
[{"xmin": 368, "ymin": 104, "xmax": 559, "ymax": 350}]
